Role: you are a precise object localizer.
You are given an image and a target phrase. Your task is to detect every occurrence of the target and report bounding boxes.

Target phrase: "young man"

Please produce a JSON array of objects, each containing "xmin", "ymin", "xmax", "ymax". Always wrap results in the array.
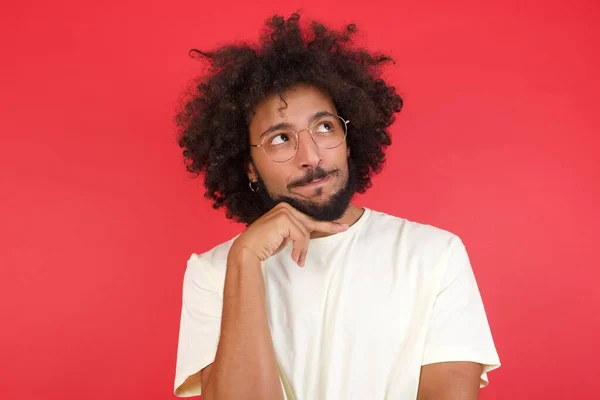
[{"xmin": 174, "ymin": 13, "xmax": 500, "ymax": 400}]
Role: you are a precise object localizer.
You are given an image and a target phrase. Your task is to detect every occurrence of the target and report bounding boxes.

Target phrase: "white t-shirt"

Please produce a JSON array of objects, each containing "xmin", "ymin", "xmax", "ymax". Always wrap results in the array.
[{"xmin": 174, "ymin": 208, "xmax": 501, "ymax": 399}]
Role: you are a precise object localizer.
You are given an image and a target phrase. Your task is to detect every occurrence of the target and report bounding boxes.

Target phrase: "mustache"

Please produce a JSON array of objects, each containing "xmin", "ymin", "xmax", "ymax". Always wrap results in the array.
[{"xmin": 288, "ymin": 167, "xmax": 338, "ymax": 188}]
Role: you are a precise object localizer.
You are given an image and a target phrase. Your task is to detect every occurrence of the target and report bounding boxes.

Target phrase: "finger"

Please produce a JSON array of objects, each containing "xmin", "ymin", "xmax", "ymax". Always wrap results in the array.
[
  {"xmin": 282, "ymin": 206, "xmax": 349, "ymax": 234},
  {"xmin": 283, "ymin": 213, "xmax": 310, "ymax": 266},
  {"xmin": 303, "ymin": 218, "xmax": 349, "ymax": 234},
  {"xmin": 297, "ymin": 247, "xmax": 307, "ymax": 267},
  {"xmin": 274, "ymin": 237, "xmax": 291, "ymax": 255},
  {"xmin": 270, "ymin": 207, "xmax": 307, "ymax": 262}
]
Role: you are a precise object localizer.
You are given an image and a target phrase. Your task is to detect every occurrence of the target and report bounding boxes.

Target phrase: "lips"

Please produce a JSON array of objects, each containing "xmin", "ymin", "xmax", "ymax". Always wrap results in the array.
[{"xmin": 298, "ymin": 174, "xmax": 330, "ymax": 187}]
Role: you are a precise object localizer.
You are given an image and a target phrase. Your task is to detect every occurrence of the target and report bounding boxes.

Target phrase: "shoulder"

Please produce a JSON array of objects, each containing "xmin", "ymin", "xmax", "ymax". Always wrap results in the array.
[
  {"xmin": 362, "ymin": 208, "xmax": 462, "ymax": 263},
  {"xmin": 365, "ymin": 208, "xmax": 459, "ymax": 247},
  {"xmin": 183, "ymin": 235, "xmax": 238, "ymax": 292}
]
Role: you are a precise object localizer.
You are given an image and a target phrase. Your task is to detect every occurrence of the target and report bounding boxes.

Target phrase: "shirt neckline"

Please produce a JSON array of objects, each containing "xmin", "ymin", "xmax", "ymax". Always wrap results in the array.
[{"xmin": 305, "ymin": 207, "xmax": 371, "ymax": 250}]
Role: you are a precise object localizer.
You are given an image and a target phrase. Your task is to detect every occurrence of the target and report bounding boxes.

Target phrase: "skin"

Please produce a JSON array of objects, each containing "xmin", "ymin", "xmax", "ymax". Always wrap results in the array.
[
  {"xmin": 417, "ymin": 361, "xmax": 482, "ymax": 400},
  {"xmin": 247, "ymin": 83, "xmax": 364, "ymax": 235},
  {"xmin": 198, "ymin": 84, "xmax": 482, "ymax": 400}
]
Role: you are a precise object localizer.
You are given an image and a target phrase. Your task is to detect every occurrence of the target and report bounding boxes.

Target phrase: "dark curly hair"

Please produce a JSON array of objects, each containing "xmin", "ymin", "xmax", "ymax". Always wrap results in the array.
[{"xmin": 176, "ymin": 12, "xmax": 403, "ymax": 225}]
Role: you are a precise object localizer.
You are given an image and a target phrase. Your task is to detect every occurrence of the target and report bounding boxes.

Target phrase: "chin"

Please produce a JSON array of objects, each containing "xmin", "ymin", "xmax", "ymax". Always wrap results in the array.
[
  {"xmin": 278, "ymin": 185, "xmax": 354, "ymax": 222},
  {"xmin": 257, "ymin": 168, "xmax": 357, "ymax": 221}
]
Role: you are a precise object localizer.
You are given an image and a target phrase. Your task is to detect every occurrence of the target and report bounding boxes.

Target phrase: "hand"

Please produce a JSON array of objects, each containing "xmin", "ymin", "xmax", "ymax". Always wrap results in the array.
[{"xmin": 231, "ymin": 203, "xmax": 349, "ymax": 267}]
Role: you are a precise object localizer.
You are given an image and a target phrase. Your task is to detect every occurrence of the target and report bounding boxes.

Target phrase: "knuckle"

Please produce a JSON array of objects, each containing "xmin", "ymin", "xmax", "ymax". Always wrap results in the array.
[{"xmin": 274, "ymin": 207, "xmax": 290, "ymax": 219}]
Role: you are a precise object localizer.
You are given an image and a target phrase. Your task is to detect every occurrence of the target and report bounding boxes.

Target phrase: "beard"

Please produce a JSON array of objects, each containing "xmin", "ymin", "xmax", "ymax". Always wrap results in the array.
[{"xmin": 254, "ymin": 164, "xmax": 356, "ymax": 222}]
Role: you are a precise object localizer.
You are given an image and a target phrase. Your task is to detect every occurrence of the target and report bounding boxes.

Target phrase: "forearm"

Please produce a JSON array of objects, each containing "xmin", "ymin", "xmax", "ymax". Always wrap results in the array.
[{"xmin": 202, "ymin": 249, "xmax": 283, "ymax": 400}]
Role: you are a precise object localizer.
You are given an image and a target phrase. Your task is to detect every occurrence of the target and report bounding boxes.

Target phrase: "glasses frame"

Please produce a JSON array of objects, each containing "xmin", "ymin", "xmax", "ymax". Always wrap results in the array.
[{"xmin": 250, "ymin": 114, "xmax": 350, "ymax": 163}]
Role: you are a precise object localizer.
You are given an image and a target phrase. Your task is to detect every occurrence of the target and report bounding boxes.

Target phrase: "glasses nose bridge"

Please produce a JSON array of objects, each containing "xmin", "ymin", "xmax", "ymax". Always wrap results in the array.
[{"xmin": 295, "ymin": 126, "xmax": 318, "ymax": 144}]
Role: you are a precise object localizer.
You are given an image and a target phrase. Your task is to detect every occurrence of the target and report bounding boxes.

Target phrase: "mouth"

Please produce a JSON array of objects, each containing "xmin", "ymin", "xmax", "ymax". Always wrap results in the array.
[
  {"xmin": 299, "ymin": 174, "xmax": 330, "ymax": 186},
  {"xmin": 289, "ymin": 168, "xmax": 339, "ymax": 195}
]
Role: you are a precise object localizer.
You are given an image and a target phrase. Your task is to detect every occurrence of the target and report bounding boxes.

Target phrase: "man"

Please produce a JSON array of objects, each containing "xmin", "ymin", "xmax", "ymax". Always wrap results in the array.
[{"xmin": 174, "ymin": 13, "xmax": 500, "ymax": 400}]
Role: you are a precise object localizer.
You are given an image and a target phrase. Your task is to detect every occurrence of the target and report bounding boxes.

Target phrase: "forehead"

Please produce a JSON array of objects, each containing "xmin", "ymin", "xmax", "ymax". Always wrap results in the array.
[{"xmin": 249, "ymin": 85, "xmax": 337, "ymax": 132}]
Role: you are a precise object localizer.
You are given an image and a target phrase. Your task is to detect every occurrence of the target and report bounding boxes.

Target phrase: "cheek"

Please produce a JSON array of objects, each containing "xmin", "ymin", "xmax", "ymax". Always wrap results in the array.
[
  {"xmin": 334, "ymin": 148, "xmax": 350, "ymax": 171},
  {"xmin": 258, "ymin": 165, "xmax": 291, "ymax": 192}
]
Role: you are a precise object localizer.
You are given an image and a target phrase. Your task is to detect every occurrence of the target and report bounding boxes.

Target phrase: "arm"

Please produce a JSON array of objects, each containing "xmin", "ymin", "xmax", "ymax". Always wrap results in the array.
[
  {"xmin": 419, "ymin": 237, "xmax": 501, "ymax": 392},
  {"xmin": 417, "ymin": 361, "xmax": 482, "ymax": 400},
  {"xmin": 174, "ymin": 203, "xmax": 347, "ymax": 398},
  {"xmin": 201, "ymin": 249, "xmax": 283, "ymax": 400}
]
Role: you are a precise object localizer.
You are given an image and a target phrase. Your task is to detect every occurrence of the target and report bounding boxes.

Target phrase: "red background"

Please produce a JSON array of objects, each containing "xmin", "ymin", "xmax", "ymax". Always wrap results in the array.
[{"xmin": 1, "ymin": 0, "xmax": 599, "ymax": 399}]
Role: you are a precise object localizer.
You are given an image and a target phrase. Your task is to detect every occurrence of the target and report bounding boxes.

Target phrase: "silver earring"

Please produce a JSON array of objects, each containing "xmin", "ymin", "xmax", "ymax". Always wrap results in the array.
[{"xmin": 249, "ymin": 181, "xmax": 259, "ymax": 192}]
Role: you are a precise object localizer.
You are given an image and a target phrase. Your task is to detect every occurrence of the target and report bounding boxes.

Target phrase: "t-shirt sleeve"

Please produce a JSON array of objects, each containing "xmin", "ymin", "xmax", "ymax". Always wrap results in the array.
[
  {"xmin": 174, "ymin": 253, "xmax": 223, "ymax": 397},
  {"xmin": 421, "ymin": 236, "xmax": 501, "ymax": 387}
]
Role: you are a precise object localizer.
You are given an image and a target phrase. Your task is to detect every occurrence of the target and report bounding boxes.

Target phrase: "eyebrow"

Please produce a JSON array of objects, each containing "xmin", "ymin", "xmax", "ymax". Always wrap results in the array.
[{"xmin": 259, "ymin": 110, "xmax": 334, "ymax": 138}]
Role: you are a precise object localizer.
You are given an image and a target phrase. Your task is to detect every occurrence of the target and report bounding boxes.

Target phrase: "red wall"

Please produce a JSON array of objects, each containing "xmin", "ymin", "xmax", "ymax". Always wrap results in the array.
[{"xmin": 1, "ymin": 0, "xmax": 598, "ymax": 399}]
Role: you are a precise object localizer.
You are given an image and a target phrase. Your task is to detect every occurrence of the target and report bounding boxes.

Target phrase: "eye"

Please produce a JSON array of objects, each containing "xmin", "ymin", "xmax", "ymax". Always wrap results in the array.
[
  {"xmin": 268, "ymin": 133, "xmax": 291, "ymax": 146},
  {"xmin": 315, "ymin": 120, "xmax": 335, "ymax": 133}
]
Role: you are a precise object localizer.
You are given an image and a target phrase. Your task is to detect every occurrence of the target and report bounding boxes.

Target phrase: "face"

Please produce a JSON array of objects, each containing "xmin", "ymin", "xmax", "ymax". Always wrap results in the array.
[{"xmin": 247, "ymin": 84, "xmax": 355, "ymax": 221}]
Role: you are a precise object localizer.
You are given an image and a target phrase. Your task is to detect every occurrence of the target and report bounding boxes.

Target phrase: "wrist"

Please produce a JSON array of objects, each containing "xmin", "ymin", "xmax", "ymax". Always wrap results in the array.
[{"xmin": 228, "ymin": 243, "xmax": 262, "ymax": 268}]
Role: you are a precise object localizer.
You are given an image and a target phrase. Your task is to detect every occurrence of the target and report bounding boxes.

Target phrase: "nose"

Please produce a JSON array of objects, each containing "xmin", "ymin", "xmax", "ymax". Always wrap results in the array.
[{"xmin": 294, "ymin": 129, "xmax": 321, "ymax": 167}]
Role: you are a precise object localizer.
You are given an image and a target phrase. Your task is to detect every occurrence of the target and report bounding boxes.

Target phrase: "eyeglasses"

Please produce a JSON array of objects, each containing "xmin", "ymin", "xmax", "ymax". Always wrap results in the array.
[{"xmin": 250, "ymin": 113, "xmax": 350, "ymax": 163}]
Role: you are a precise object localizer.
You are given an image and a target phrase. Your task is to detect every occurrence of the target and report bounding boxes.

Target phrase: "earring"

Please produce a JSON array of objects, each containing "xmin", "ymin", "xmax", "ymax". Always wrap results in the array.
[{"xmin": 249, "ymin": 180, "xmax": 259, "ymax": 192}]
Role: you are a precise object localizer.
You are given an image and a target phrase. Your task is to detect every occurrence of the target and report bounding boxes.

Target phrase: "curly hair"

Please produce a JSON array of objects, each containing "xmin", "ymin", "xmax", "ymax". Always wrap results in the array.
[{"xmin": 176, "ymin": 12, "xmax": 403, "ymax": 225}]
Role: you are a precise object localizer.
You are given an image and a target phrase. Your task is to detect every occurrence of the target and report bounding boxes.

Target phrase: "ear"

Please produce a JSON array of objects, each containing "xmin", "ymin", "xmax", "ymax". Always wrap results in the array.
[{"xmin": 246, "ymin": 160, "xmax": 257, "ymax": 182}]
